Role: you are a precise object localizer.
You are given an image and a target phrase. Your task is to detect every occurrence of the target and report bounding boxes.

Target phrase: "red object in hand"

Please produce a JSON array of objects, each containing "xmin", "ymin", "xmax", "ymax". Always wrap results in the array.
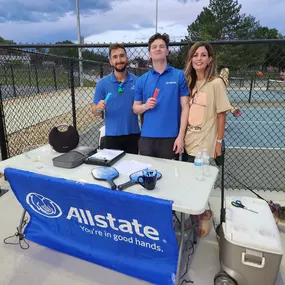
[{"xmin": 153, "ymin": 88, "xmax": 159, "ymax": 99}]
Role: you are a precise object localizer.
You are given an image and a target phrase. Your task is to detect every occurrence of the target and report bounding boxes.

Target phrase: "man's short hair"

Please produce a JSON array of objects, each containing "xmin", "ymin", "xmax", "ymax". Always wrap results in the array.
[
  {"xmin": 109, "ymin": 44, "xmax": 127, "ymax": 57},
  {"xmin": 148, "ymin": 33, "xmax": 170, "ymax": 51}
]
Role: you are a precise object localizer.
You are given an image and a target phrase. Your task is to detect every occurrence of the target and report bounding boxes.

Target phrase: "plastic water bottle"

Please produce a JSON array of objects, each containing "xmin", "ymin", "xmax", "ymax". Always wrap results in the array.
[
  {"xmin": 194, "ymin": 151, "xmax": 204, "ymax": 181},
  {"xmin": 202, "ymin": 149, "xmax": 210, "ymax": 177}
]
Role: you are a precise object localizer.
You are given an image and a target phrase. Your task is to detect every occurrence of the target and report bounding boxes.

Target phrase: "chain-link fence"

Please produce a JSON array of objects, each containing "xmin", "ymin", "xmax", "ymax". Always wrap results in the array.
[{"xmin": 0, "ymin": 40, "xmax": 284, "ymax": 192}]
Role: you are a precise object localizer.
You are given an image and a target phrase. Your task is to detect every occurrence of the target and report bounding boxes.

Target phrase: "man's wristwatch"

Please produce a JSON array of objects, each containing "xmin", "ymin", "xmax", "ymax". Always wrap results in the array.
[{"xmin": 216, "ymin": 138, "xmax": 223, "ymax": 143}]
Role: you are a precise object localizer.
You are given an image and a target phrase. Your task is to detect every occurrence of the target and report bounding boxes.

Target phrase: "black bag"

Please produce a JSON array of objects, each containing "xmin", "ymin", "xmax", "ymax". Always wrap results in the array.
[{"xmin": 49, "ymin": 124, "xmax": 79, "ymax": 153}]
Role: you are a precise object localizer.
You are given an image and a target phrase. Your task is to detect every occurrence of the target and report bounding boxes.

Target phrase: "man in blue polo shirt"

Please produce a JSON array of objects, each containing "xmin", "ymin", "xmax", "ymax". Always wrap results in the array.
[
  {"xmin": 133, "ymin": 33, "xmax": 190, "ymax": 159},
  {"xmin": 92, "ymin": 44, "xmax": 140, "ymax": 154}
]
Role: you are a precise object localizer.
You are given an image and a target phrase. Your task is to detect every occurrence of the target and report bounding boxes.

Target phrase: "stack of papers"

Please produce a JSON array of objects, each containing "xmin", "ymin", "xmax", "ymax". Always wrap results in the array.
[
  {"xmin": 90, "ymin": 149, "xmax": 124, "ymax": 160},
  {"xmin": 115, "ymin": 160, "xmax": 152, "ymax": 176}
]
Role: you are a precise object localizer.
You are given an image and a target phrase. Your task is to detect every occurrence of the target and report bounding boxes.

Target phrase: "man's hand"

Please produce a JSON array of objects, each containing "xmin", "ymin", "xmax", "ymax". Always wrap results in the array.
[
  {"xmin": 97, "ymin": 100, "xmax": 106, "ymax": 112},
  {"xmin": 145, "ymin": 98, "xmax": 156, "ymax": 110},
  {"xmin": 173, "ymin": 136, "xmax": 184, "ymax": 154}
]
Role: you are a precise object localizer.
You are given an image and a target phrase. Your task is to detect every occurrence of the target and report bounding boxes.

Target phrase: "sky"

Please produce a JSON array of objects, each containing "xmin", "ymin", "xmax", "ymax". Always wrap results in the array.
[{"xmin": 0, "ymin": 0, "xmax": 284, "ymax": 44}]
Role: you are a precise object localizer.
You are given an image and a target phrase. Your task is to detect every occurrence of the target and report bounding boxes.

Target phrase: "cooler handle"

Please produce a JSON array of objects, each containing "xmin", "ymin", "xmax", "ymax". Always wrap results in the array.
[{"xmin": 241, "ymin": 252, "xmax": 265, "ymax": 268}]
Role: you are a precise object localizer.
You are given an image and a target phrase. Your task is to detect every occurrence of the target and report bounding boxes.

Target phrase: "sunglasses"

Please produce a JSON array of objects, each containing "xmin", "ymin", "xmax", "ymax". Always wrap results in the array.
[{"xmin": 118, "ymin": 82, "xmax": 124, "ymax": 94}]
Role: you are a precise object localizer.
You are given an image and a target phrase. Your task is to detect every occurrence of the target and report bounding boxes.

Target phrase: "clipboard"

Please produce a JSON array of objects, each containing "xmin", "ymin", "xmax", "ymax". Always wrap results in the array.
[{"xmin": 84, "ymin": 148, "xmax": 126, "ymax": 167}]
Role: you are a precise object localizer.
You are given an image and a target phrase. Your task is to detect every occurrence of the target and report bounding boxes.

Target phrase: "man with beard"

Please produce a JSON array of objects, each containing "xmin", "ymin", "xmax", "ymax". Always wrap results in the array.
[{"xmin": 92, "ymin": 44, "xmax": 140, "ymax": 154}]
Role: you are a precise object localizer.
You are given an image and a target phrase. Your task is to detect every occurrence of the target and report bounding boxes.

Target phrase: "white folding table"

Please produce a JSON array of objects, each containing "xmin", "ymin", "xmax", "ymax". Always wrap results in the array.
[{"xmin": 0, "ymin": 146, "xmax": 219, "ymax": 285}]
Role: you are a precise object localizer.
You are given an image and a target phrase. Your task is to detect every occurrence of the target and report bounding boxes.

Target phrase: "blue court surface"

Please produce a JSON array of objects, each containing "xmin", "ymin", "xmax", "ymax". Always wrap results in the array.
[
  {"xmin": 228, "ymin": 89, "xmax": 285, "ymax": 102},
  {"xmin": 225, "ymin": 107, "xmax": 285, "ymax": 148},
  {"xmin": 228, "ymin": 90, "xmax": 284, "ymax": 103}
]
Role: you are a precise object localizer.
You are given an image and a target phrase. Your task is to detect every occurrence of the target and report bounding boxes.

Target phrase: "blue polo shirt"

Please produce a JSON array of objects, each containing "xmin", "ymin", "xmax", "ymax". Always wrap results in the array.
[
  {"xmin": 135, "ymin": 65, "xmax": 189, "ymax": 138},
  {"xmin": 93, "ymin": 71, "xmax": 140, "ymax": 136}
]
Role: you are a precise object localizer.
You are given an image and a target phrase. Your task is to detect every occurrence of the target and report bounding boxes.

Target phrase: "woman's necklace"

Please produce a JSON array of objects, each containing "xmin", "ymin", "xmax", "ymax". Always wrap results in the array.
[
  {"xmin": 194, "ymin": 79, "xmax": 205, "ymax": 94},
  {"xmin": 195, "ymin": 79, "xmax": 206, "ymax": 92}
]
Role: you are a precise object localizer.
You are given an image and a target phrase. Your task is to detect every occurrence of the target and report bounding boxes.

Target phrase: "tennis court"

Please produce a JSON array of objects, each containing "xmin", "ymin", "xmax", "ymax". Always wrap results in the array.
[
  {"xmin": 225, "ymin": 107, "xmax": 285, "ymax": 148},
  {"xmin": 222, "ymin": 107, "xmax": 285, "ymax": 192},
  {"xmin": 228, "ymin": 89, "xmax": 285, "ymax": 103}
]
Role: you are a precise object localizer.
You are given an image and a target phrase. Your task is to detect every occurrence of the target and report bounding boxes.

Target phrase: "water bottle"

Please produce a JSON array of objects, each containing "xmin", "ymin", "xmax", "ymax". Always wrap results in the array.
[
  {"xmin": 202, "ymin": 149, "xmax": 210, "ymax": 177},
  {"xmin": 194, "ymin": 151, "xmax": 204, "ymax": 181}
]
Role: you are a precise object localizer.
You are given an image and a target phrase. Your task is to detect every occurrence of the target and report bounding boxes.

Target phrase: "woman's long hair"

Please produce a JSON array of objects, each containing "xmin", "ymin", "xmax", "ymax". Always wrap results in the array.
[{"xmin": 185, "ymin": 42, "xmax": 217, "ymax": 97}]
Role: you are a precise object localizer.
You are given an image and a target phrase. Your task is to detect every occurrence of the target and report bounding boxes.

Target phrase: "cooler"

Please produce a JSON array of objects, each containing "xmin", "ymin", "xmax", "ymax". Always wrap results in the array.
[{"xmin": 219, "ymin": 196, "xmax": 283, "ymax": 285}]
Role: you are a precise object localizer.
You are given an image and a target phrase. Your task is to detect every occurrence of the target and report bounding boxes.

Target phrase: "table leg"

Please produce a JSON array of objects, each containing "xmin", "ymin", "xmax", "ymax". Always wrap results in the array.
[
  {"xmin": 175, "ymin": 212, "xmax": 185, "ymax": 285},
  {"xmin": 190, "ymin": 215, "xmax": 197, "ymax": 244},
  {"xmin": 17, "ymin": 209, "xmax": 27, "ymax": 237}
]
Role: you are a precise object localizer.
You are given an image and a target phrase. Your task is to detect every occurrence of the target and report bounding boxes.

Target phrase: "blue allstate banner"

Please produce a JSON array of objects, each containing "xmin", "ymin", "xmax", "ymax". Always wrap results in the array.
[{"xmin": 5, "ymin": 168, "xmax": 178, "ymax": 285}]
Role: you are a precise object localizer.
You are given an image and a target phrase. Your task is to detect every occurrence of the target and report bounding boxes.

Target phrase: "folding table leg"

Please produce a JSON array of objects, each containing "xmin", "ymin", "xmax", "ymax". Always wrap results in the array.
[
  {"xmin": 17, "ymin": 209, "xmax": 27, "ymax": 237},
  {"xmin": 190, "ymin": 215, "xmax": 197, "ymax": 244},
  {"xmin": 175, "ymin": 212, "xmax": 185, "ymax": 285}
]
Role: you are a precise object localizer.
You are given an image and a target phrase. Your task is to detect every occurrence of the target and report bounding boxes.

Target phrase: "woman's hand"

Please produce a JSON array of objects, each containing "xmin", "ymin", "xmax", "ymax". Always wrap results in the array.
[
  {"xmin": 214, "ymin": 141, "xmax": 222, "ymax": 158},
  {"xmin": 173, "ymin": 136, "xmax": 184, "ymax": 154}
]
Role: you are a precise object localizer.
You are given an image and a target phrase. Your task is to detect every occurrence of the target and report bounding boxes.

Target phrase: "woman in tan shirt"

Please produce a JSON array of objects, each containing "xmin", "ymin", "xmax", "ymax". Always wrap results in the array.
[{"xmin": 184, "ymin": 42, "xmax": 231, "ymax": 164}]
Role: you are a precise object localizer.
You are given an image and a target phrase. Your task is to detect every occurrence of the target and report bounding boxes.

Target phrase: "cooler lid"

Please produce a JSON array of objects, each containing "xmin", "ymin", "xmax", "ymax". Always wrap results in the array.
[{"xmin": 223, "ymin": 196, "xmax": 283, "ymax": 255}]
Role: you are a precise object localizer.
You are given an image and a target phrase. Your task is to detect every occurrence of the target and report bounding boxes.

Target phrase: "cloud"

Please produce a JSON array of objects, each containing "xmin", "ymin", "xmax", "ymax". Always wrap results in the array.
[
  {"xmin": 84, "ymin": 0, "xmax": 205, "ymax": 43},
  {"xmin": 239, "ymin": 0, "xmax": 285, "ymax": 33},
  {"xmin": 0, "ymin": 0, "xmax": 284, "ymax": 44},
  {"xmin": 0, "ymin": 0, "xmax": 117, "ymax": 22}
]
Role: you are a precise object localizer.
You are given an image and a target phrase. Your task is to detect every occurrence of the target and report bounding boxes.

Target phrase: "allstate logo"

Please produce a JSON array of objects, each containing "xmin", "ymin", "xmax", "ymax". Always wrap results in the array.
[{"xmin": 26, "ymin": 193, "xmax": 62, "ymax": 218}]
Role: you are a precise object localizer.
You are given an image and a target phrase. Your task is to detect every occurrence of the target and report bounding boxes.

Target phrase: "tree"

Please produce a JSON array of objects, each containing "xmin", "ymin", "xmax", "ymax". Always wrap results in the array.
[
  {"xmin": 186, "ymin": 0, "xmax": 260, "ymax": 41},
  {"xmin": 186, "ymin": 8, "xmax": 218, "ymax": 41},
  {"xmin": 48, "ymin": 40, "xmax": 78, "ymax": 58},
  {"xmin": 184, "ymin": 0, "xmax": 284, "ymax": 70},
  {"xmin": 0, "ymin": 36, "xmax": 16, "ymax": 45},
  {"xmin": 82, "ymin": 50, "xmax": 108, "ymax": 63},
  {"xmin": 82, "ymin": 49, "xmax": 109, "ymax": 70},
  {"xmin": 253, "ymin": 27, "xmax": 283, "ymax": 40},
  {"xmin": 0, "ymin": 36, "xmax": 17, "ymax": 55},
  {"xmin": 168, "ymin": 42, "xmax": 188, "ymax": 69},
  {"xmin": 132, "ymin": 57, "xmax": 148, "ymax": 68},
  {"xmin": 253, "ymin": 27, "xmax": 285, "ymax": 70}
]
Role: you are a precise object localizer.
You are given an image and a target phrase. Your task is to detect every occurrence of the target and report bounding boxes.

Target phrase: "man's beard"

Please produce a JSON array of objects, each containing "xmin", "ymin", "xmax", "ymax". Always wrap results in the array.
[{"xmin": 114, "ymin": 63, "xmax": 127, "ymax": 72}]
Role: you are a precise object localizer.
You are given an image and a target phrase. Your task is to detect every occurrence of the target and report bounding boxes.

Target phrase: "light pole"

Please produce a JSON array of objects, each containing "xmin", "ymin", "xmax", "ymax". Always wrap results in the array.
[
  {"xmin": 76, "ymin": 0, "xmax": 83, "ymax": 87},
  {"xmin": 155, "ymin": 0, "xmax": 158, "ymax": 33}
]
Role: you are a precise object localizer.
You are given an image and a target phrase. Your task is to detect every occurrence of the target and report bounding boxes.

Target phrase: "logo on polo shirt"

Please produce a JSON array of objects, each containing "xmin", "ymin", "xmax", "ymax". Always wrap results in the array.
[
  {"xmin": 26, "ymin": 193, "xmax": 62, "ymax": 218},
  {"xmin": 131, "ymin": 84, "xmax": 135, "ymax": 90},
  {"xmin": 166, "ymin": 81, "xmax": 177, "ymax": 84}
]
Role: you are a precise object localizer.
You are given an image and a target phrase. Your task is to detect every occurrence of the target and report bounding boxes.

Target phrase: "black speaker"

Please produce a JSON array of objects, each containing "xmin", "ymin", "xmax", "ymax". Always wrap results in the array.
[{"xmin": 48, "ymin": 124, "xmax": 79, "ymax": 153}]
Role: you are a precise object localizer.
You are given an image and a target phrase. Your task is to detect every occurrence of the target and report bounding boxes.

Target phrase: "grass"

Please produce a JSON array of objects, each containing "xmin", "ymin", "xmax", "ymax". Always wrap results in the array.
[
  {"xmin": 83, "ymin": 79, "xmax": 96, "ymax": 87},
  {"xmin": 0, "ymin": 66, "xmax": 95, "ymax": 87},
  {"xmin": 7, "ymin": 103, "xmax": 97, "ymax": 157}
]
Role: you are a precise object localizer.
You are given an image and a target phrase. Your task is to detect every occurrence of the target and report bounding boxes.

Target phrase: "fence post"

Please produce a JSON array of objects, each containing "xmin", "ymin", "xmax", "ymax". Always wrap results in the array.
[
  {"xmin": 53, "ymin": 66, "xmax": 58, "ymax": 91},
  {"xmin": 10, "ymin": 64, "xmax": 17, "ymax": 97},
  {"xmin": 4, "ymin": 65, "xmax": 8, "ymax": 85},
  {"xmin": 67, "ymin": 65, "xmax": 71, "ymax": 88},
  {"xmin": 266, "ymin": 76, "xmax": 270, "ymax": 91},
  {"xmin": 100, "ymin": 63, "xmax": 104, "ymax": 78},
  {"xmin": 0, "ymin": 85, "xmax": 9, "ymax": 160},
  {"xmin": 248, "ymin": 76, "xmax": 254, "ymax": 103},
  {"xmin": 28, "ymin": 65, "xmax": 32, "ymax": 86},
  {"xmin": 35, "ymin": 65, "xmax": 40, "ymax": 93},
  {"xmin": 69, "ymin": 60, "xmax": 77, "ymax": 130}
]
